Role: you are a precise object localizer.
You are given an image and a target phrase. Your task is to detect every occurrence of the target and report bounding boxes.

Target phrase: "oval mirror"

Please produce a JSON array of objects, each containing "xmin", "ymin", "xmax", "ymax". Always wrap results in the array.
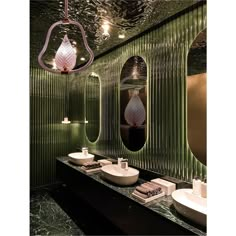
[
  {"xmin": 187, "ymin": 29, "xmax": 207, "ymax": 165},
  {"xmin": 120, "ymin": 56, "xmax": 147, "ymax": 151},
  {"xmin": 85, "ymin": 73, "xmax": 100, "ymax": 142}
]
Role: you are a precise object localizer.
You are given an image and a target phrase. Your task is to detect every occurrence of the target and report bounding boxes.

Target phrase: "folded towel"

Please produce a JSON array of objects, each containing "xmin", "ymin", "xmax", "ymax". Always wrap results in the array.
[
  {"xmin": 82, "ymin": 161, "xmax": 101, "ymax": 170},
  {"xmin": 83, "ymin": 161, "xmax": 99, "ymax": 167},
  {"xmin": 146, "ymin": 181, "xmax": 161, "ymax": 188},
  {"xmin": 141, "ymin": 183, "xmax": 156, "ymax": 191},
  {"xmin": 134, "ymin": 181, "xmax": 164, "ymax": 200},
  {"xmin": 145, "ymin": 182, "xmax": 162, "ymax": 192},
  {"xmin": 136, "ymin": 186, "xmax": 153, "ymax": 197},
  {"xmin": 133, "ymin": 190, "xmax": 149, "ymax": 199},
  {"xmin": 136, "ymin": 186, "xmax": 150, "ymax": 194},
  {"xmin": 139, "ymin": 182, "xmax": 162, "ymax": 195}
]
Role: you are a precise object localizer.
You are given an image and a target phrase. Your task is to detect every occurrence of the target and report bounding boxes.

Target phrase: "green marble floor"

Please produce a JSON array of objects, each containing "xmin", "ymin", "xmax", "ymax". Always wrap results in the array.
[
  {"xmin": 30, "ymin": 184, "xmax": 124, "ymax": 235},
  {"xmin": 30, "ymin": 187, "xmax": 85, "ymax": 236}
]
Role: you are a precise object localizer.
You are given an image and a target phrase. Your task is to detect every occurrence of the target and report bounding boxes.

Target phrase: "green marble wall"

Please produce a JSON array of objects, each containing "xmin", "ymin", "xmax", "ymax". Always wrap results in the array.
[{"xmin": 30, "ymin": 3, "xmax": 206, "ymax": 187}]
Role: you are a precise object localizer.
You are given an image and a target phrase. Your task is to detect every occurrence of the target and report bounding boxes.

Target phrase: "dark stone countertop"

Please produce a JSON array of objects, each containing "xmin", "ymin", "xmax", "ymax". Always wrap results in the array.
[{"xmin": 57, "ymin": 156, "xmax": 206, "ymax": 236}]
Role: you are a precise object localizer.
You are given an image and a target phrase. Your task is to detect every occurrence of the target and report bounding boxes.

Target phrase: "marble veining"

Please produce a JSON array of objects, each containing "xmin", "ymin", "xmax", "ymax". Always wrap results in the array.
[
  {"xmin": 30, "ymin": 189, "xmax": 85, "ymax": 236},
  {"xmin": 59, "ymin": 156, "xmax": 206, "ymax": 236}
]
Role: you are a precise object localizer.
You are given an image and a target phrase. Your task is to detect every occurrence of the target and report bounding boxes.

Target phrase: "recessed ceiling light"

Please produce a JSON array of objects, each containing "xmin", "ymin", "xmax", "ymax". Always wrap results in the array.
[
  {"xmin": 52, "ymin": 58, "xmax": 57, "ymax": 69},
  {"xmin": 102, "ymin": 21, "xmax": 110, "ymax": 40},
  {"xmin": 80, "ymin": 57, "xmax": 86, "ymax": 61},
  {"xmin": 73, "ymin": 47, "xmax": 77, "ymax": 54},
  {"xmin": 102, "ymin": 21, "xmax": 110, "ymax": 32},
  {"xmin": 118, "ymin": 34, "xmax": 125, "ymax": 39}
]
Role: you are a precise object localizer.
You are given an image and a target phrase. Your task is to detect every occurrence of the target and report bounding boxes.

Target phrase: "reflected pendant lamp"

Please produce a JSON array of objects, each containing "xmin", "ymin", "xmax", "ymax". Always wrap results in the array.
[
  {"xmin": 38, "ymin": 0, "xmax": 94, "ymax": 74},
  {"xmin": 124, "ymin": 89, "xmax": 145, "ymax": 127}
]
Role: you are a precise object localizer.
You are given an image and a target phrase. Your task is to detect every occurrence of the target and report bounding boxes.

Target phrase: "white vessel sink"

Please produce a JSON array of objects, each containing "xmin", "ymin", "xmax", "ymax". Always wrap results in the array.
[
  {"xmin": 172, "ymin": 189, "xmax": 207, "ymax": 226},
  {"xmin": 101, "ymin": 164, "xmax": 139, "ymax": 186},
  {"xmin": 68, "ymin": 152, "xmax": 94, "ymax": 165}
]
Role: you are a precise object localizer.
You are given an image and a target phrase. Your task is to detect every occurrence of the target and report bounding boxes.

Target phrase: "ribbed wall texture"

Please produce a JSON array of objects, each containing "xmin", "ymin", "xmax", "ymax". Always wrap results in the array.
[
  {"xmin": 70, "ymin": 3, "xmax": 207, "ymax": 183},
  {"xmin": 30, "ymin": 3, "xmax": 206, "ymax": 187},
  {"xmin": 30, "ymin": 68, "xmax": 76, "ymax": 187},
  {"xmin": 85, "ymin": 75, "xmax": 100, "ymax": 143}
]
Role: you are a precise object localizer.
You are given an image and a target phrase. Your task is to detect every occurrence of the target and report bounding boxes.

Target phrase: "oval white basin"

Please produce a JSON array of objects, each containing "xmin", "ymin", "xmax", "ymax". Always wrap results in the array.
[
  {"xmin": 68, "ymin": 152, "xmax": 94, "ymax": 165},
  {"xmin": 101, "ymin": 164, "xmax": 139, "ymax": 186},
  {"xmin": 172, "ymin": 189, "xmax": 207, "ymax": 226}
]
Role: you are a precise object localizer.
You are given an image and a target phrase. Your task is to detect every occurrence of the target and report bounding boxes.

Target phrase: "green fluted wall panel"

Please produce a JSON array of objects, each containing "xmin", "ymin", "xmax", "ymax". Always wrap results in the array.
[
  {"xmin": 30, "ymin": 67, "xmax": 75, "ymax": 187},
  {"xmin": 30, "ymin": 4, "xmax": 206, "ymax": 187},
  {"xmin": 70, "ymin": 4, "xmax": 207, "ymax": 183}
]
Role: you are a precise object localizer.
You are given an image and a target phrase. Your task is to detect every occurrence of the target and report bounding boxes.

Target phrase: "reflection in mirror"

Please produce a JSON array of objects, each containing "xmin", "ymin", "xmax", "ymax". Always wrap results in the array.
[
  {"xmin": 120, "ymin": 56, "xmax": 147, "ymax": 151},
  {"xmin": 187, "ymin": 29, "xmax": 206, "ymax": 165},
  {"xmin": 85, "ymin": 72, "xmax": 100, "ymax": 142}
]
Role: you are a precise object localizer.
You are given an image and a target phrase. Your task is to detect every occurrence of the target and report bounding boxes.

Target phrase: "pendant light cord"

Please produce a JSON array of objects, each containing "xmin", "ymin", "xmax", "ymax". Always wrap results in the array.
[
  {"xmin": 65, "ymin": 75, "xmax": 69, "ymax": 117},
  {"xmin": 65, "ymin": 0, "xmax": 68, "ymax": 19}
]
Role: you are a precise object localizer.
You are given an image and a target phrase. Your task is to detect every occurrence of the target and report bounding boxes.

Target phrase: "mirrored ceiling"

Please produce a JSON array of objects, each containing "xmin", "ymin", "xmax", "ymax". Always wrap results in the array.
[{"xmin": 30, "ymin": 0, "xmax": 204, "ymax": 67}]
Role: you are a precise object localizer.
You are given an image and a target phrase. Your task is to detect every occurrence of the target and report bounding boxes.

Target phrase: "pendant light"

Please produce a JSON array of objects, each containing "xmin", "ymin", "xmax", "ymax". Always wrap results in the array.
[
  {"xmin": 124, "ymin": 88, "xmax": 146, "ymax": 127},
  {"xmin": 38, "ymin": 0, "xmax": 94, "ymax": 74}
]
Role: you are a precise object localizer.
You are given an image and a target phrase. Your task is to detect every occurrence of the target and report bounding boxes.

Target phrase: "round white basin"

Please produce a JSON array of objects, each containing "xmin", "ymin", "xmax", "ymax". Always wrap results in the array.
[
  {"xmin": 172, "ymin": 188, "xmax": 207, "ymax": 226},
  {"xmin": 68, "ymin": 152, "xmax": 94, "ymax": 165},
  {"xmin": 101, "ymin": 164, "xmax": 139, "ymax": 186}
]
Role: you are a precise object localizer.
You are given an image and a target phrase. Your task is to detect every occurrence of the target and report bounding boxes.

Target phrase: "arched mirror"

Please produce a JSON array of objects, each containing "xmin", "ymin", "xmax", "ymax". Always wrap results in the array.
[
  {"xmin": 120, "ymin": 56, "xmax": 147, "ymax": 151},
  {"xmin": 187, "ymin": 28, "xmax": 207, "ymax": 165},
  {"xmin": 85, "ymin": 72, "xmax": 100, "ymax": 142}
]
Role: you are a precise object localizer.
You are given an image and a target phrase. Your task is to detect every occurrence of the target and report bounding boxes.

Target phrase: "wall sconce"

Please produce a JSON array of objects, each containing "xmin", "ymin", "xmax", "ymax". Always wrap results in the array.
[
  {"xmin": 124, "ymin": 88, "xmax": 145, "ymax": 127},
  {"xmin": 38, "ymin": 0, "xmax": 94, "ymax": 74}
]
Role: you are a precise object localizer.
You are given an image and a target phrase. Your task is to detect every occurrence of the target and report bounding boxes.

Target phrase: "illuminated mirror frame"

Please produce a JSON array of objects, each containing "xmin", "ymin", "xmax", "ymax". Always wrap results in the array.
[
  {"xmin": 119, "ymin": 56, "xmax": 148, "ymax": 152},
  {"xmin": 84, "ymin": 72, "xmax": 101, "ymax": 143},
  {"xmin": 187, "ymin": 28, "xmax": 207, "ymax": 166}
]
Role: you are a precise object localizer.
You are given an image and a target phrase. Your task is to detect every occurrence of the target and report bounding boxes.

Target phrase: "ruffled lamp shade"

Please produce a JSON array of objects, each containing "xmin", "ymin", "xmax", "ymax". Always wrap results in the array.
[
  {"xmin": 124, "ymin": 89, "xmax": 145, "ymax": 127},
  {"xmin": 55, "ymin": 35, "xmax": 77, "ymax": 72},
  {"xmin": 38, "ymin": 0, "xmax": 94, "ymax": 74}
]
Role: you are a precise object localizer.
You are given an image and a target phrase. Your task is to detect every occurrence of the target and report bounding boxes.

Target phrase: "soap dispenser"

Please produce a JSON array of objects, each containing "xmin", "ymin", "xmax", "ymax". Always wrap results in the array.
[
  {"xmin": 201, "ymin": 177, "xmax": 207, "ymax": 198},
  {"xmin": 192, "ymin": 176, "xmax": 201, "ymax": 196}
]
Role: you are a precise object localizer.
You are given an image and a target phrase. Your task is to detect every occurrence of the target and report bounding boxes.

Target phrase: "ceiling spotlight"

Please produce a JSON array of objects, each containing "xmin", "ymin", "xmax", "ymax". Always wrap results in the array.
[
  {"xmin": 80, "ymin": 57, "xmax": 86, "ymax": 61},
  {"xmin": 102, "ymin": 21, "xmax": 110, "ymax": 32},
  {"xmin": 118, "ymin": 34, "xmax": 125, "ymax": 39},
  {"xmin": 102, "ymin": 21, "xmax": 110, "ymax": 40},
  {"xmin": 52, "ymin": 58, "xmax": 57, "ymax": 70},
  {"xmin": 72, "ymin": 46, "xmax": 77, "ymax": 54}
]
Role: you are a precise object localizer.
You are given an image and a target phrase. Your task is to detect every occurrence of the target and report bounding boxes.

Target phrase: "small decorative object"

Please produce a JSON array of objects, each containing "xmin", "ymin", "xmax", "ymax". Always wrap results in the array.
[
  {"xmin": 192, "ymin": 176, "xmax": 201, "ymax": 196},
  {"xmin": 124, "ymin": 89, "xmax": 145, "ymax": 127},
  {"xmin": 62, "ymin": 117, "xmax": 71, "ymax": 124},
  {"xmin": 38, "ymin": 0, "xmax": 94, "ymax": 74},
  {"xmin": 201, "ymin": 177, "xmax": 207, "ymax": 198},
  {"xmin": 82, "ymin": 147, "xmax": 88, "ymax": 156}
]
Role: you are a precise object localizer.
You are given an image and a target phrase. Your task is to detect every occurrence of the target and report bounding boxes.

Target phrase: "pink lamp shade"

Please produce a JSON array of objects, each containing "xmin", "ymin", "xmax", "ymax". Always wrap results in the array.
[
  {"xmin": 124, "ymin": 89, "xmax": 145, "ymax": 127},
  {"xmin": 55, "ymin": 34, "xmax": 77, "ymax": 72}
]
